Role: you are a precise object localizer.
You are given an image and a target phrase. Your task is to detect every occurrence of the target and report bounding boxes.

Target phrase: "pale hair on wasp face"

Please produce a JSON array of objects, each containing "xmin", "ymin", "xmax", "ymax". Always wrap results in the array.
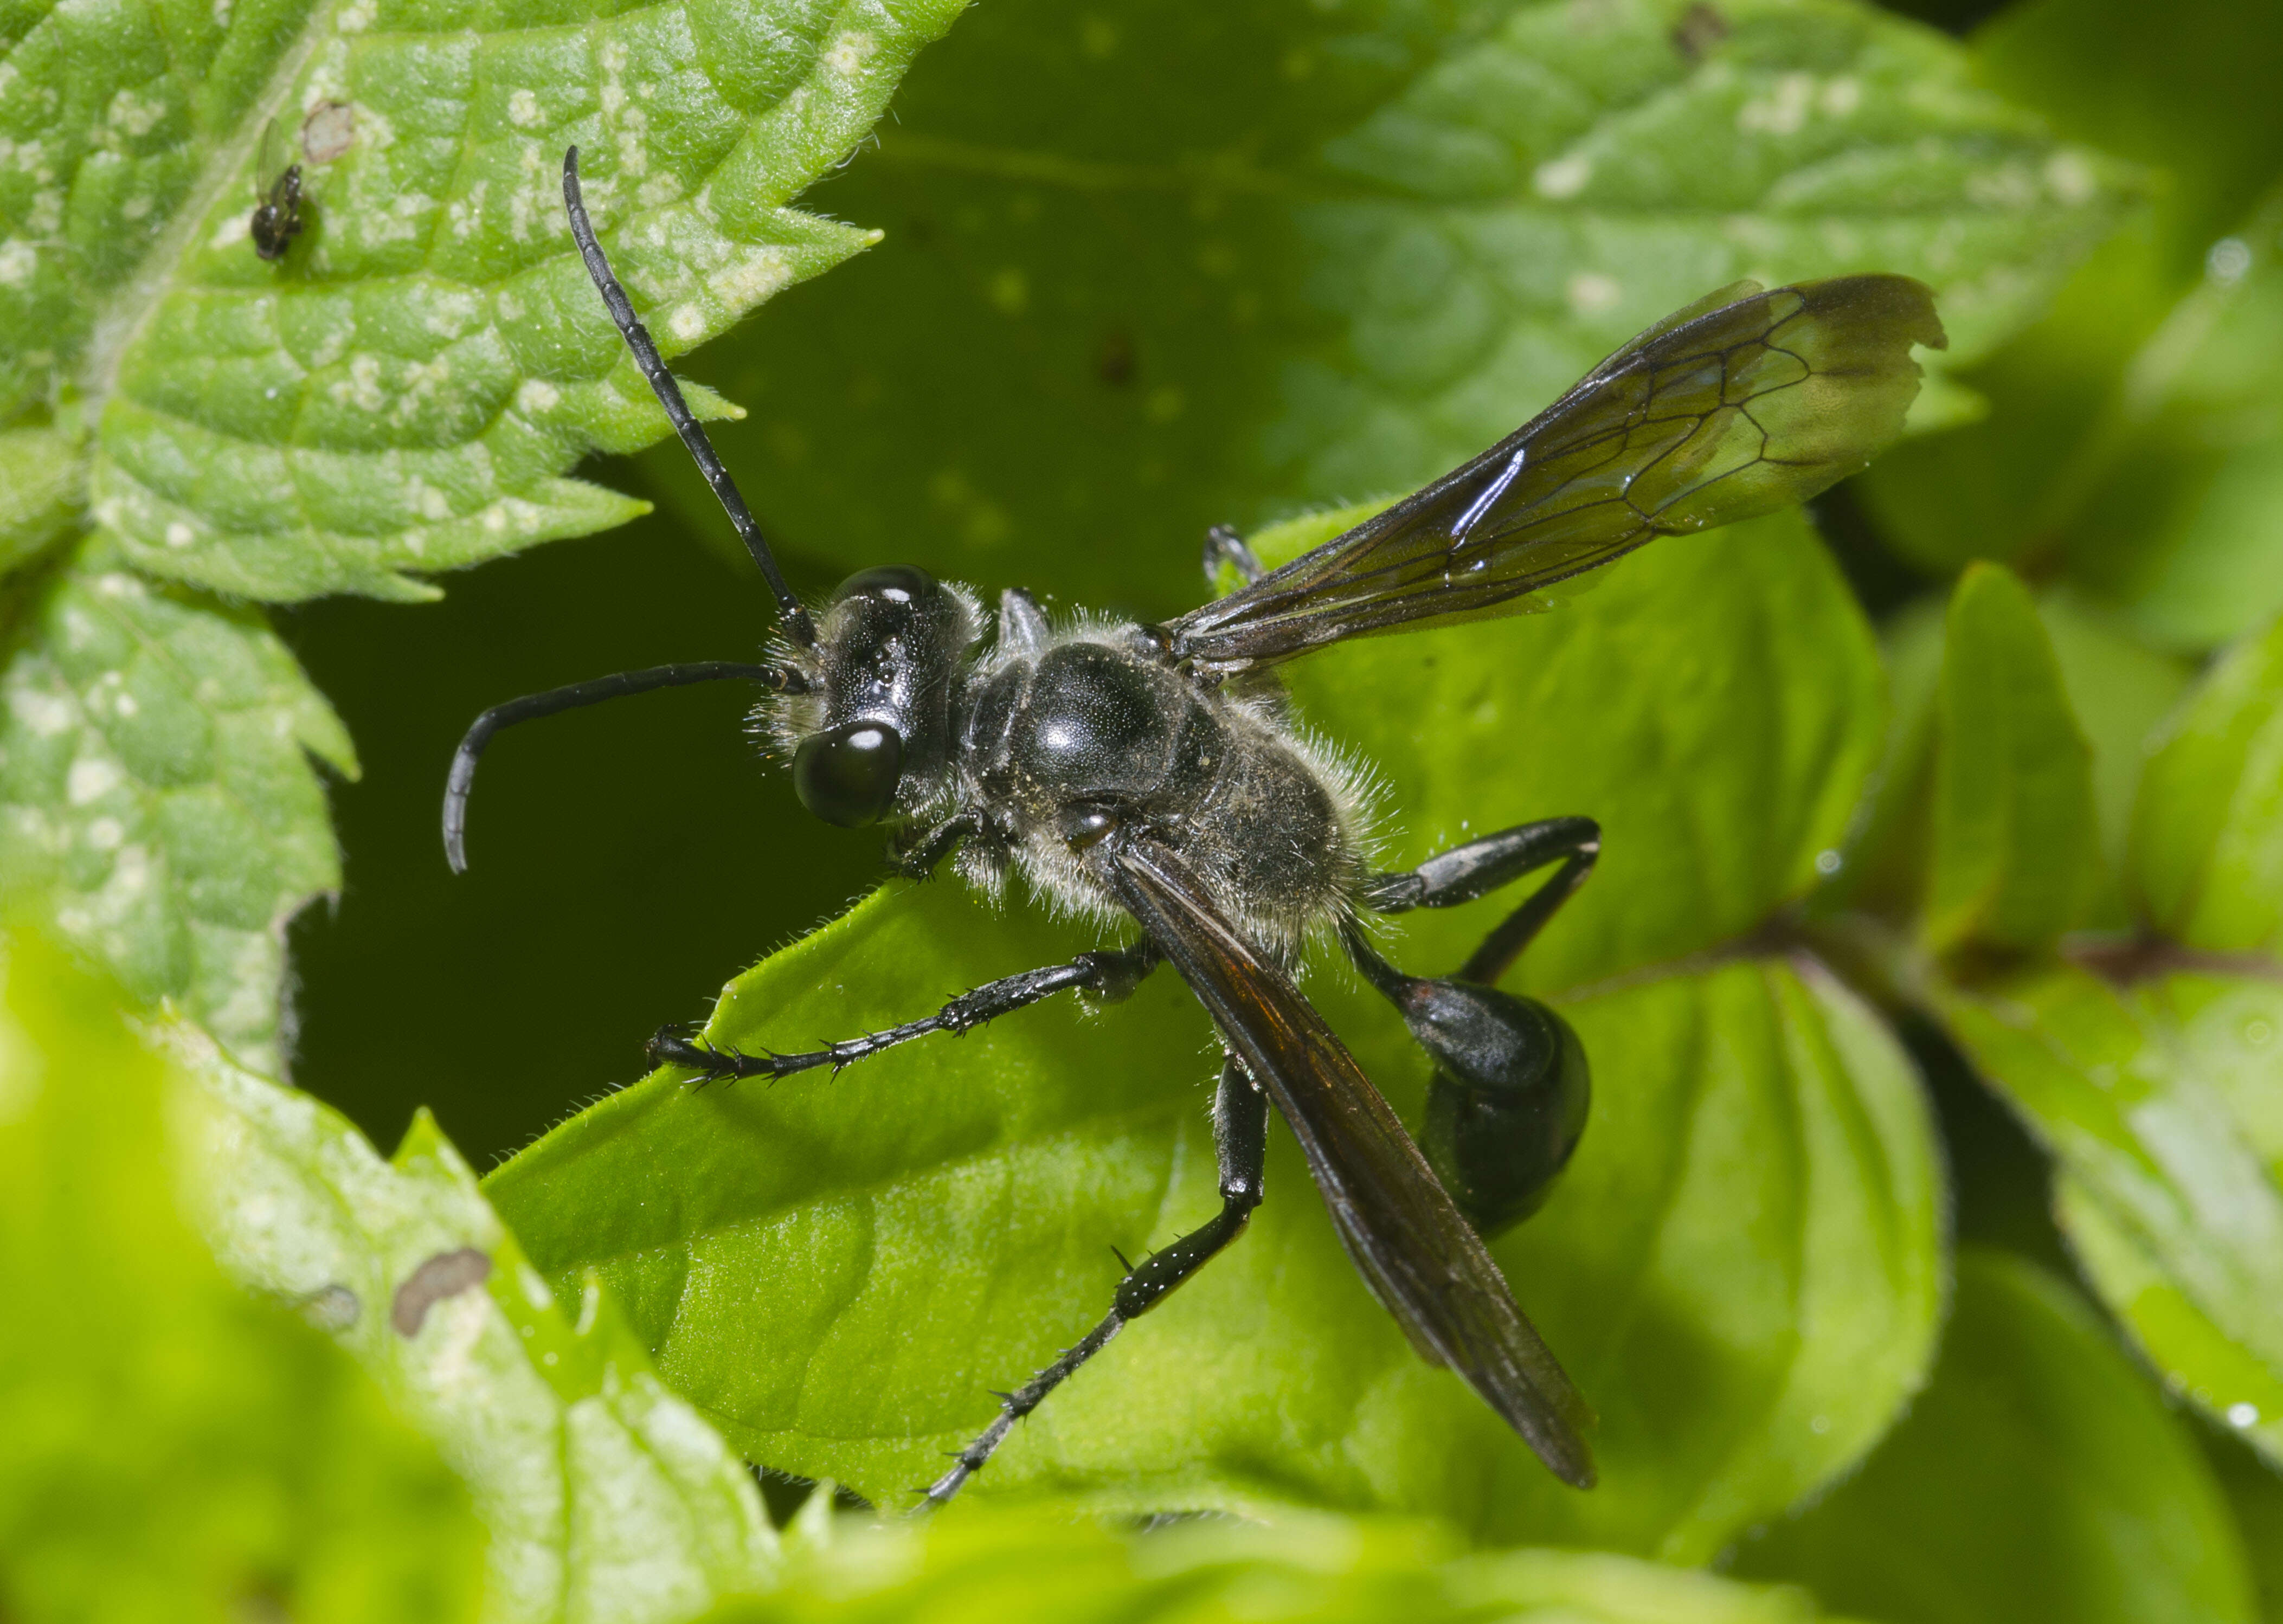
[{"xmin": 445, "ymin": 146, "xmax": 1946, "ymax": 1507}]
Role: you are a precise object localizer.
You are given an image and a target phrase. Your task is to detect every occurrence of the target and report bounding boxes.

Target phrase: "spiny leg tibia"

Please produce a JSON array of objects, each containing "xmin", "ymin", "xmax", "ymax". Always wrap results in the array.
[
  {"xmin": 923, "ymin": 1056, "xmax": 1269, "ymax": 1507},
  {"xmin": 1357, "ymin": 816, "xmax": 1599, "ymax": 983},
  {"xmin": 648, "ymin": 942, "xmax": 1160, "ymax": 1083}
]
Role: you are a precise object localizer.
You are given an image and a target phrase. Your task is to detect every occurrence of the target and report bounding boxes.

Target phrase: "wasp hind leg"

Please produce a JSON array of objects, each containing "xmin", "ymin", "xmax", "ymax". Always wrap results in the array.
[
  {"xmin": 1344, "ymin": 817, "xmax": 1599, "ymax": 1237},
  {"xmin": 648, "ymin": 941, "xmax": 1160, "ymax": 1084},
  {"xmin": 923, "ymin": 1056, "xmax": 1268, "ymax": 1507}
]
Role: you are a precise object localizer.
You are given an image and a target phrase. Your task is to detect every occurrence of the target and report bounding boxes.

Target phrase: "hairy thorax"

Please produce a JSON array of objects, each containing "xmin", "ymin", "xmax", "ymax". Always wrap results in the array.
[{"xmin": 955, "ymin": 630, "xmax": 1371, "ymax": 959}]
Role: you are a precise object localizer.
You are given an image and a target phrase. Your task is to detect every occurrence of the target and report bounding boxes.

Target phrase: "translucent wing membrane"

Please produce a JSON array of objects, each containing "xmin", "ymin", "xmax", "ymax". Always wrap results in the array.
[
  {"xmin": 1166, "ymin": 275, "xmax": 1945, "ymax": 674},
  {"xmin": 1095, "ymin": 832, "xmax": 1597, "ymax": 1487}
]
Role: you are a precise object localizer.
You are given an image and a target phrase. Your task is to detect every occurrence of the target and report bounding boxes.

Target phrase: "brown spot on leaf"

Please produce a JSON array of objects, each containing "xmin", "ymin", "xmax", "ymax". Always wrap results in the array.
[
  {"xmin": 391, "ymin": 1247, "xmax": 491, "ymax": 1336},
  {"xmin": 301, "ymin": 101, "xmax": 356, "ymax": 165},
  {"xmin": 299, "ymin": 1283, "xmax": 361, "ymax": 1332},
  {"xmin": 1671, "ymin": 2, "xmax": 1729, "ymax": 62},
  {"xmin": 1096, "ymin": 327, "xmax": 1136, "ymax": 388}
]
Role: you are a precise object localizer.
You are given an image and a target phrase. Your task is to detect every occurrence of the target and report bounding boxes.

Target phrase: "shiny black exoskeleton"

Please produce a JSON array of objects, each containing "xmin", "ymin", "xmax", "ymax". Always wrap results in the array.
[{"xmin": 251, "ymin": 158, "xmax": 302, "ymax": 262}]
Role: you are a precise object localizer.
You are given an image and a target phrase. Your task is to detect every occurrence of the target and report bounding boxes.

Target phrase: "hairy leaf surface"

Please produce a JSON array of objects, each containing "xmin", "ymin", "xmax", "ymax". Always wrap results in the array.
[
  {"xmin": 0, "ymin": 540, "xmax": 355, "ymax": 1068},
  {"xmin": 0, "ymin": 0, "xmax": 965, "ymax": 1068},
  {"xmin": 173, "ymin": 1027, "xmax": 781, "ymax": 1624},
  {"xmin": 1, "ymin": 0, "xmax": 968, "ymax": 600}
]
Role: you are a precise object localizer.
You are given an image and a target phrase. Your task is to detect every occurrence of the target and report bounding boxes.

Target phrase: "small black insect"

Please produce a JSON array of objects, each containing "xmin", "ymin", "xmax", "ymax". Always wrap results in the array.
[
  {"xmin": 446, "ymin": 147, "xmax": 1945, "ymax": 1504},
  {"xmin": 250, "ymin": 122, "xmax": 303, "ymax": 262}
]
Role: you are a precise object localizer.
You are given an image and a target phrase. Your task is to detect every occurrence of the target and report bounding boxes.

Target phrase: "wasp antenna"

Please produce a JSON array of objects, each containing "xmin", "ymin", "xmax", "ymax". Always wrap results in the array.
[
  {"xmin": 443, "ymin": 660, "xmax": 797, "ymax": 873},
  {"xmin": 561, "ymin": 145, "xmax": 819, "ymax": 648}
]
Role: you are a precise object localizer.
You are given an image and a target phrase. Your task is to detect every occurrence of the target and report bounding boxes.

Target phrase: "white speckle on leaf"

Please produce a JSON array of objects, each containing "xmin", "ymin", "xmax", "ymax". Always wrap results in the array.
[
  {"xmin": 95, "ymin": 572, "xmax": 143, "ymax": 599},
  {"xmin": 336, "ymin": 0, "xmax": 373, "ymax": 32},
  {"xmin": 164, "ymin": 521, "xmax": 195, "ymax": 548},
  {"xmin": 2044, "ymin": 150, "xmax": 2097, "ymax": 205},
  {"xmin": 1970, "ymin": 164, "xmax": 2040, "ymax": 209},
  {"xmin": 86, "ymin": 816, "xmax": 124, "ymax": 851},
  {"xmin": 516, "ymin": 378, "xmax": 560, "ymax": 415},
  {"xmin": 2208, "ymin": 237, "xmax": 2252, "ymax": 285},
  {"xmin": 67, "ymin": 757, "xmax": 122, "ymax": 805},
  {"xmin": 481, "ymin": 505, "xmax": 509, "ymax": 535},
  {"xmin": 1738, "ymin": 73, "xmax": 1816, "ymax": 136},
  {"xmin": 495, "ymin": 289, "xmax": 524, "ymax": 323},
  {"xmin": 668, "ymin": 304, "xmax": 704, "ymax": 341},
  {"xmin": 121, "ymin": 194, "xmax": 151, "ymax": 221},
  {"xmin": 826, "ymin": 29, "xmax": 876, "ymax": 74},
  {"xmin": 518, "ymin": 1265, "xmax": 554, "ymax": 1312},
  {"xmin": 1819, "ymin": 77, "xmax": 1861, "ymax": 117},
  {"xmin": 0, "ymin": 241, "xmax": 34, "ymax": 287},
  {"xmin": 711, "ymin": 248, "xmax": 792, "ymax": 308},
  {"xmin": 330, "ymin": 354, "xmax": 387, "ymax": 413},
  {"xmin": 2229, "ymin": 1402, "xmax": 2260, "ymax": 1428},
  {"xmin": 300, "ymin": 100, "xmax": 355, "ymax": 163},
  {"xmin": 416, "ymin": 484, "xmax": 452, "ymax": 520},
  {"xmin": 10, "ymin": 688, "xmax": 74, "ymax": 737},
  {"xmin": 107, "ymin": 88, "xmax": 164, "ymax": 137},
  {"xmin": 1533, "ymin": 154, "xmax": 1592, "ymax": 199},
  {"xmin": 114, "ymin": 691, "xmax": 137, "ymax": 718},
  {"xmin": 507, "ymin": 88, "xmax": 542, "ymax": 128},
  {"xmin": 1815, "ymin": 848, "xmax": 1842, "ymax": 875},
  {"xmin": 210, "ymin": 212, "xmax": 252, "ymax": 249},
  {"xmin": 1566, "ymin": 271, "xmax": 1622, "ymax": 315}
]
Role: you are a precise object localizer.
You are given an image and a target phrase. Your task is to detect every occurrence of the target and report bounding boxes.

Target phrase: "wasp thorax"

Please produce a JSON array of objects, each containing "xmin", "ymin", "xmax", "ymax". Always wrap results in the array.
[{"xmin": 794, "ymin": 565, "xmax": 977, "ymax": 823}]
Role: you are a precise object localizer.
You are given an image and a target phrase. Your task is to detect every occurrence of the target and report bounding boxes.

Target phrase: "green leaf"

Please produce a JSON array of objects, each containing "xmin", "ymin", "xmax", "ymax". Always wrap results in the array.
[
  {"xmin": 489, "ymin": 512, "xmax": 1939, "ymax": 1556},
  {"xmin": 1260, "ymin": 505, "xmax": 1886, "ymax": 994},
  {"xmin": 5, "ymin": 0, "xmax": 968, "ymax": 602},
  {"xmin": 1856, "ymin": 0, "xmax": 2283, "ymax": 652},
  {"xmin": 2037, "ymin": 588, "xmax": 2195, "ymax": 924},
  {"xmin": 0, "ymin": 540, "xmax": 356, "ymax": 1070},
  {"xmin": 1923, "ymin": 562, "xmax": 2100, "ymax": 956},
  {"xmin": 1734, "ymin": 1249, "xmax": 2258, "ymax": 1624},
  {"xmin": 2132, "ymin": 611, "xmax": 2283, "ymax": 955},
  {"xmin": 649, "ymin": 0, "xmax": 2137, "ymax": 615},
  {"xmin": 2205, "ymin": 1435, "xmax": 2283, "ymax": 1623},
  {"xmin": 1935, "ymin": 963, "xmax": 2283, "ymax": 1468},
  {"xmin": 170, "ymin": 1022, "xmax": 781, "ymax": 1624},
  {"xmin": 0, "ymin": 929, "xmax": 486, "ymax": 1624},
  {"xmin": 701, "ymin": 1504, "xmax": 1848, "ymax": 1623}
]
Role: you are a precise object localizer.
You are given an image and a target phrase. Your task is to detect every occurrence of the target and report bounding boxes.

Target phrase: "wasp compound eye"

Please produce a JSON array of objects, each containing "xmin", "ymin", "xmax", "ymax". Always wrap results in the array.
[
  {"xmin": 793, "ymin": 721, "xmax": 905, "ymax": 826},
  {"xmin": 1403, "ymin": 979, "xmax": 1591, "ymax": 1238}
]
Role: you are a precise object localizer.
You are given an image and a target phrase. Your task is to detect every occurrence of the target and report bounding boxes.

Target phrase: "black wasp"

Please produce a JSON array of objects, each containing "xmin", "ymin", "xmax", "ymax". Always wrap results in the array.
[
  {"xmin": 446, "ymin": 147, "xmax": 1945, "ymax": 1503},
  {"xmin": 250, "ymin": 122, "xmax": 303, "ymax": 261}
]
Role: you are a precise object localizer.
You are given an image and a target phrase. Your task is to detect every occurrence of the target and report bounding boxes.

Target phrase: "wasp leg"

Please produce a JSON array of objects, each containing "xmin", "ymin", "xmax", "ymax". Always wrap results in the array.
[
  {"xmin": 648, "ymin": 942, "xmax": 1160, "ymax": 1083},
  {"xmin": 1201, "ymin": 524, "xmax": 1267, "ymax": 587},
  {"xmin": 892, "ymin": 811, "xmax": 986, "ymax": 879},
  {"xmin": 1347, "ymin": 818, "xmax": 1600, "ymax": 1238},
  {"xmin": 1358, "ymin": 816, "xmax": 1599, "ymax": 983},
  {"xmin": 924, "ymin": 1057, "xmax": 1267, "ymax": 1507}
]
